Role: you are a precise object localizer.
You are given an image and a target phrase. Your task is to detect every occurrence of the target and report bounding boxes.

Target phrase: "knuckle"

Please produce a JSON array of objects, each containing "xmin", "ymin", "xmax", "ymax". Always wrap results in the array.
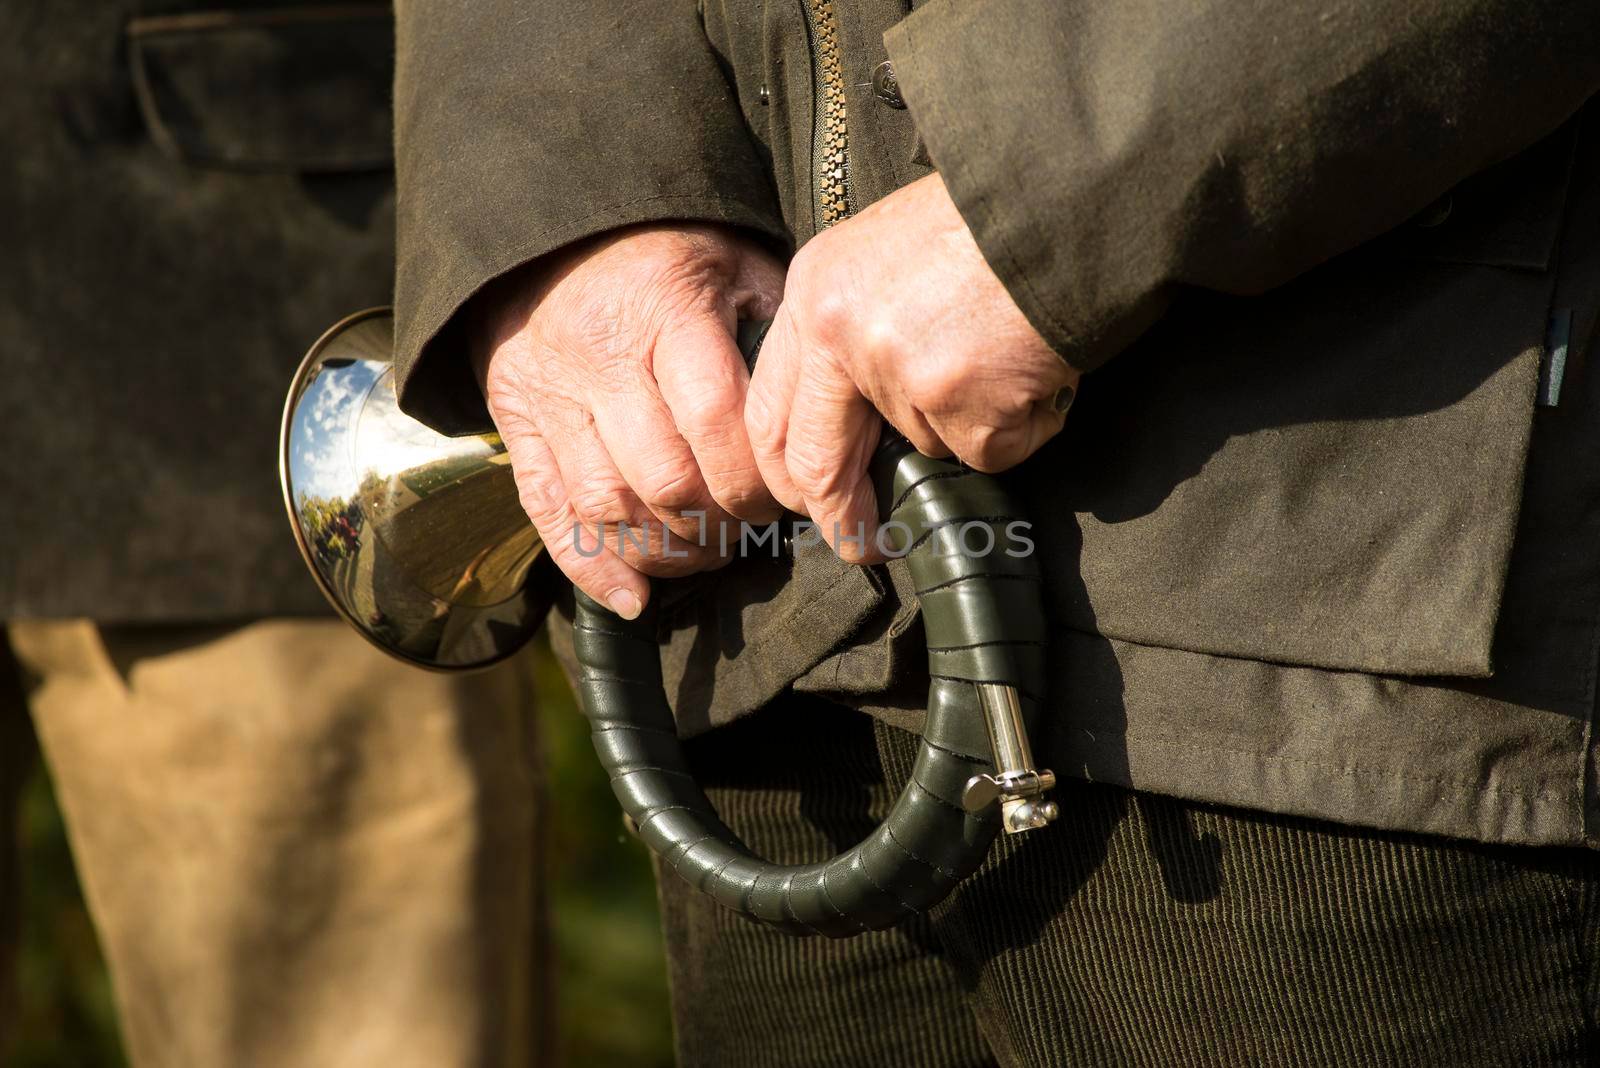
[
  {"xmin": 674, "ymin": 382, "xmax": 741, "ymax": 438},
  {"xmin": 957, "ymin": 422, "xmax": 1023, "ymax": 473},
  {"xmin": 744, "ymin": 391, "xmax": 780, "ymax": 452},
  {"xmin": 806, "ymin": 285, "xmax": 853, "ymax": 341},
  {"xmin": 857, "ymin": 313, "xmax": 902, "ymax": 369},
  {"xmin": 568, "ymin": 477, "xmax": 633, "ymax": 524},
  {"xmin": 704, "ymin": 467, "xmax": 772, "ymax": 519},
  {"xmin": 786, "ymin": 445, "xmax": 839, "ymax": 500},
  {"xmin": 510, "ymin": 464, "xmax": 562, "ymax": 524},
  {"xmin": 906, "ymin": 357, "xmax": 965, "ymax": 412},
  {"xmin": 635, "ymin": 459, "xmax": 707, "ymax": 513},
  {"xmin": 784, "ymin": 249, "xmax": 842, "ymax": 332}
]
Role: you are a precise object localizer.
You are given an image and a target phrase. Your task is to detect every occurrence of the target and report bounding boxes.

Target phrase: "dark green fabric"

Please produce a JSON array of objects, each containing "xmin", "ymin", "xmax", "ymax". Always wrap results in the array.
[
  {"xmin": 0, "ymin": 0, "xmax": 396, "ymax": 619},
  {"xmin": 659, "ymin": 699, "xmax": 1600, "ymax": 1068},
  {"xmin": 884, "ymin": 0, "xmax": 1600, "ymax": 371},
  {"xmin": 390, "ymin": 0, "xmax": 792, "ymax": 435},
  {"xmin": 399, "ymin": 2, "xmax": 1600, "ymax": 847}
]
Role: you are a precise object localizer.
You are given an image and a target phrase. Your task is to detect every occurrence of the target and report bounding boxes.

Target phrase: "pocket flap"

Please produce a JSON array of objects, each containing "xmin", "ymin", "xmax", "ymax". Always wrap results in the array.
[
  {"xmin": 1035, "ymin": 254, "xmax": 1552, "ymax": 680},
  {"xmin": 128, "ymin": 5, "xmax": 393, "ymax": 172},
  {"xmin": 1387, "ymin": 119, "xmax": 1579, "ymax": 272}
]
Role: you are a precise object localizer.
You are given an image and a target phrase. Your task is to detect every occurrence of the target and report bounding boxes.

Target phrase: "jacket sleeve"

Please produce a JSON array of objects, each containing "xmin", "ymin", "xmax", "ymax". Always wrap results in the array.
[
  {"xmin": 393, "ymin": 0, "xmax": 788, "ymax": 433},
  {"xmin": 884, "ymin": 0, "xmax": 1600, "ymax": 372}
]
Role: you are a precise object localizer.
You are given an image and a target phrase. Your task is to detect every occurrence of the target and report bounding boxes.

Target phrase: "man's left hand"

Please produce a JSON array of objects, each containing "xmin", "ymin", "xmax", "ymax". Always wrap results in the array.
[{"xmin": 746, "ymin": 173, "xmax": 1080, "ymax": 561}]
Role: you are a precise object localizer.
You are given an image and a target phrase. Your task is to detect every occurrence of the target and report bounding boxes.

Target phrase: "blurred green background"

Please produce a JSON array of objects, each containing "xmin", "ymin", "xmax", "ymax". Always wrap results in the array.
[{"xmin": 2, "ymin": 637, "xmax": 675, "ymax": 1067}]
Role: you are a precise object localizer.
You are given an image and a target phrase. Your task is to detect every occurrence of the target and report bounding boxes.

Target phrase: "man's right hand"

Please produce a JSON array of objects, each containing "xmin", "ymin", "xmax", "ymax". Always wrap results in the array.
[{"xmin": 472, "ymin": 224, "xmax": 786, "ymax": 619}]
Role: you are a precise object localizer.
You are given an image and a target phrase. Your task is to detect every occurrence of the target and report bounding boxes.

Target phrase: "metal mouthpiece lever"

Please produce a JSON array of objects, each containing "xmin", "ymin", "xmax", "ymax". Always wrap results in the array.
[{"xmin": 962, "ymin": 683, "xmax": 1059, "ymax": 834}]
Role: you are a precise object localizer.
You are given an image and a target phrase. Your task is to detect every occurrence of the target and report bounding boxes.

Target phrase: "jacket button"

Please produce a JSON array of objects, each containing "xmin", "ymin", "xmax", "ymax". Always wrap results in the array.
[
  {"xmin": 1413, "ymin": 194, "xmax": 1454, "ymax": 229},
  {"xmin": 872, "ymin": 60, "xmax": 907, "ymax": 109}
]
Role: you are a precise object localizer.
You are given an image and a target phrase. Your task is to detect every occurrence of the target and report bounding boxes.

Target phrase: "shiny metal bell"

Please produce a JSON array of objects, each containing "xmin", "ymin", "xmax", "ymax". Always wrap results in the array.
[{"xmin": 278, "ymin": 308, "xmax": 553, "ymax": 670}]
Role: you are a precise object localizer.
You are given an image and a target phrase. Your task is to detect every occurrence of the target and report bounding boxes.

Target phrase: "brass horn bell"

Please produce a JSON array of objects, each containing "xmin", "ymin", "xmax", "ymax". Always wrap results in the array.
[{"xmin": 279, "ymin": 307, "xmax": 553, "ymax": 670}]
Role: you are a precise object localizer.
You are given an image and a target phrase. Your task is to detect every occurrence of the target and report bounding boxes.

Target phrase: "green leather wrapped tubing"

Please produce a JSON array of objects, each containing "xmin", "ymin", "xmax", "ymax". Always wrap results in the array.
[{"xmin": 571, "ymin": 432, "xmax": 1047, "ymax": 937}]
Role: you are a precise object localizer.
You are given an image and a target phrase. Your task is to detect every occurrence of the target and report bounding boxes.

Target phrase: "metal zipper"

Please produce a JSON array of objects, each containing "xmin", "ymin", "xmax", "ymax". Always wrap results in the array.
[{"xmin": 801, "ymin": 0, "xmax": 855, "ymax": 228}]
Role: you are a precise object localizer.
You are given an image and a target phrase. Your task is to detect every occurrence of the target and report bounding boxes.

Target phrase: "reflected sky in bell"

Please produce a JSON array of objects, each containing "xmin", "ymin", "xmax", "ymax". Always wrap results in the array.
[
  {"xmin": 288, "ymin": 357, "xmax": 496, "ymax": 504},
  {"xmin": 288, "ymin": 356, "xmax": 383, "ymax": 503}
]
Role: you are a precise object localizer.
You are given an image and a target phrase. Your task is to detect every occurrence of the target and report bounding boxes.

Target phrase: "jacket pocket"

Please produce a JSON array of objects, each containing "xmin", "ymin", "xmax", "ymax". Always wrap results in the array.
[
  {"xmin": 127, "ymin": 5, "xmax": 392, "ymax": 173},
  {"xmin": 1387, "ymin": 120, "xmax": 1579, "ymax": 273},
  {"xmin": 1027, "ymin": 128, "xmax": 1577, "ymax": 681}
]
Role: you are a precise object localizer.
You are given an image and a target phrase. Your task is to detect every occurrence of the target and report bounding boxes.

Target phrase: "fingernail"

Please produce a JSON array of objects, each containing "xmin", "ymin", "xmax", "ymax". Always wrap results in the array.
[
  {"xmin": 1052, "ymin": 385, "xmax": 1077, "ymax": 415},
  {"xmin": 608, "ymin": 589, "xmax": 642, "ymax": 620}
]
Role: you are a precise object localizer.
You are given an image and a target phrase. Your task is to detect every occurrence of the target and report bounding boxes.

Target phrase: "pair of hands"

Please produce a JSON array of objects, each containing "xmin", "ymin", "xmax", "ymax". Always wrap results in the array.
[{"xmin": 474, "ymin": 174, "xmax": 1079, "ymax": 619}]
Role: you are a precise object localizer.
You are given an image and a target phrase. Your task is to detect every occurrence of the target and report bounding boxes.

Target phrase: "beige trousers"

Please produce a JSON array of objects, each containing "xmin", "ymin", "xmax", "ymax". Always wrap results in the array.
[{"xmin": 1, "ymin": 619, "xmax": 550, "ymax": 1068}]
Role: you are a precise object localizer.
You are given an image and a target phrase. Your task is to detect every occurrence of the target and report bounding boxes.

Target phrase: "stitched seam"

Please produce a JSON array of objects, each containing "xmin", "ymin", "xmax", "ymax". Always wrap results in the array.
[
  {"xmin": 909, "ymin": 776, "xmax": 969, "ymax": 819},
  {"xmin": 889, "ymin": 468, "xmax": 969, "ymax": 513},
  {"xmin": 904, "ymin": 515, "xmax": 1021, "ymax": 554},
  {"xmin": 572, "ymin": 621, "xmax": 651, "ymax": 642},
  {"xmin": 915, "ymin": 572, "xmax": 1041, "ymax": 597},
  {"xmin": 926, "ymin": 639, "xmax": 1047, "ymax": 652},
  {"xmin": 1059, "ymin": 624, "xmax": 1593, "ymax": 706},
  {"xmin": 779, "ymin": 875, "xmax": 825, "ymax": 937},
  {"xmin": 577, "ymin": 669, "xmax": 658, "ymax": 687},
  {"xmin": 667, "ymin": 833, "xmax": 716, "ymax": 867},
  {"xmin": 1084, "ymin": 722, "xmax": 1571, "ymax": 805},
  {"xmin": 817, "ymin": 867, "xmax": 858, "ymax": 931},
  {"xmin": 853, "ymin": 853, "xmax": 918, "ymax": 917},
  {"xmin": 609, "ymin": 766, "xmax": 696, "ymax": 784},
  {"xmin": 589, "ymin": 722, "xmax": 677, "ymax": 739},
  {"xmin": 929, "ymin": 673, "xmax": 1043, "ymax": 704},
  {"xmin": 918, "ymin": 736, "xmax": 992, "ymax": 765},
  {"xmin": 884, "ymin": 822, "xmax": 958, "ymax": 881},
  {"xmin": 900, "ymin": 14, "xmax": 1076, "ymax": 349},
  {"xmin": 633, "ymin": 802, "xmax": 697, "ymax": 821}
]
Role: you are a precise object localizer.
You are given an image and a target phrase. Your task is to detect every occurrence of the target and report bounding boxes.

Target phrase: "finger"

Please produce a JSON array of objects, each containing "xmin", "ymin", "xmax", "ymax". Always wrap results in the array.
[
  {"xmin": 539, "ymin": 407, "xmax": 723, "ymax": 573},
  {"xmin": 926, "ymin": 412, "xmax": 1036, "ymax": 474},
  {"xmin": 882, "ymin": 400, "xmax": 950, "ymax": 460},
  {"xmin": 502, "ymin": 424, "xmax": 650, "ymax": 618},
  {"xmin": 653, "ymin": 315, "xmax": 782, "ymax": 524},
  {"xmin": 744, "ymin": 310, "xmax": 808, "ymax": 515},
  {"xmin": 590, "ymin": 363, "xmax": 736, "ymax": 544},
  {"xmin": 785, "ymin": 350, "xmax": 883, "ymax": 563},
  {"xmin": 538, "ymin": 408, "xmax": 647, "ymax": 532},
  {"xmin": 926, "ymin": 373, "xmax": 1076, "ymax": 473}
]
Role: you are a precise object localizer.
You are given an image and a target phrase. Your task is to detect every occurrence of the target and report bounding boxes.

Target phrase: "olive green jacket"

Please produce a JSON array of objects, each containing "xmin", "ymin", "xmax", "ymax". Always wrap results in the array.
[
  {"xmin": 394, "ymin": 0, "xmax": 1600, "ymax": 848},
  {"xmin": 0, "ymin": 0, "xmax": 396, "ymax": 620}
]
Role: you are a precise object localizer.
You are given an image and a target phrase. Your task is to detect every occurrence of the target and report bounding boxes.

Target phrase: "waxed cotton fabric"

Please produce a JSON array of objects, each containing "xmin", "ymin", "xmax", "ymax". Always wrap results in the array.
[
  {"xmin": 399, "ymin": 0, "xmax": 1600, "ymax": 848},
  {"xmin": 0, "ymin": 0, "xmax": 396, "ymax": 620}
]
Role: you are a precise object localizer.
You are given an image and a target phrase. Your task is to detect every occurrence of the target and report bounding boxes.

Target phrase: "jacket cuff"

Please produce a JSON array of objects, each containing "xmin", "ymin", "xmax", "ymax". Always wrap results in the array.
[
  {"xmin": 884, "ymin": 0, "xmax": 1158, "ymax": 374},
  {"xmin": 395, "ymin": 198, "xmax": 789, "ymax": 436}
]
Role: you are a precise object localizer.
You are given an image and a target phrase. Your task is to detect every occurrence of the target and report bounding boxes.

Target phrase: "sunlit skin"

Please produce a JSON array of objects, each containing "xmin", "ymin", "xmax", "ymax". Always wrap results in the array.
[
  {"xmin": 746, "ymin": 173, "xmax": 1079, "ymax": 562},
  {"xmin": 473, "ymin": 224, "xmax": 786, "ymax": 620},
  {"xmin": 476, "ymin": 174, "xmax": 1078, "ymax": 615}
]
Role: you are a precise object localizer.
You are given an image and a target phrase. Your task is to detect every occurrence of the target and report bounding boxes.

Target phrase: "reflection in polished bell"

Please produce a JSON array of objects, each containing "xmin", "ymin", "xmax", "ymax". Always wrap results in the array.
[{"xmin": 279, "ymin": 308, "xmax": 553, "ymax": 670}]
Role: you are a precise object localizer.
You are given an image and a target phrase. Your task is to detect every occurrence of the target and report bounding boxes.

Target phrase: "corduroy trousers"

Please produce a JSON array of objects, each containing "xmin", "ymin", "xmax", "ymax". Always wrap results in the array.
[{"xmin": 657, "ymin": 698, "xmax": 1600, "ymax": 1067}]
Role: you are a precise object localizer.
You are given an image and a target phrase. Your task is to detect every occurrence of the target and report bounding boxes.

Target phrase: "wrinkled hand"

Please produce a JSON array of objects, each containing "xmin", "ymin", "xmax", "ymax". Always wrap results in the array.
[
  {"xmin": 474, "ymin": 224, "xmax": 784, "ymax": 618},
  {"xmin": 746, "ymin": 173, "xmax": 1080, "ymax": 561}
]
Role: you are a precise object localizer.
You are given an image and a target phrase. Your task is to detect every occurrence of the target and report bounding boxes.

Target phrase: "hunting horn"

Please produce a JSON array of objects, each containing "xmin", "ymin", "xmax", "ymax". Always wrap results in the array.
[{"xmin": 281, "ymin": 308, "xmax": 1058, "ymax": 937}]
